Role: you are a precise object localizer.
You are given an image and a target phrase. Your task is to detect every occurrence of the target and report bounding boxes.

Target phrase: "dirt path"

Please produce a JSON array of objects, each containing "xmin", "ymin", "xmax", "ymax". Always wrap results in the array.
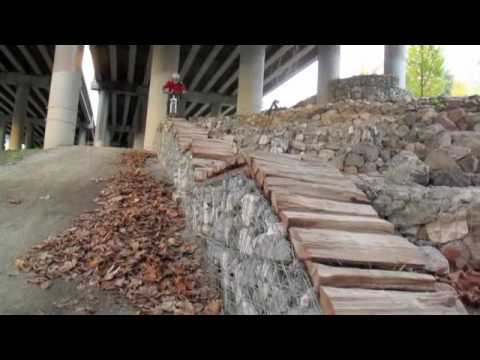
[{"xmin": 0, "ymin": 146, "xmax": 135, "ymax": 315}]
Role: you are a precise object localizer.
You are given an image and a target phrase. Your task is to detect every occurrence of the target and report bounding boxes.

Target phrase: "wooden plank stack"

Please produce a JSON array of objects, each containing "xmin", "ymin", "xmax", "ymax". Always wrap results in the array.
[
  {"xmin": 170, "ymin": 119, "xmax": 245, "ymax": 182},
  {"xmin": 169, "ymin": 119, "xmax": 467, "ymax": 315}
]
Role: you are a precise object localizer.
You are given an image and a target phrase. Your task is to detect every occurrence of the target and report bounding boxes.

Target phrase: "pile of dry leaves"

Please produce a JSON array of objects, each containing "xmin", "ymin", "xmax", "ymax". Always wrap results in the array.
[
  {"xmin": 442, "ymin": 268, "xmax": 480, "ymax": 307},
  {"xmin": 17, "ymin": 150, "xmax": 222, "ymax": 315}
]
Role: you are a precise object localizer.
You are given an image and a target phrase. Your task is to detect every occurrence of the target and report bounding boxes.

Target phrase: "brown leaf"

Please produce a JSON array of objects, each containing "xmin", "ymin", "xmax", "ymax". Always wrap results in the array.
[{"xmin": 143, "ymin": 264, "xmax": 159, "ymax": 283}]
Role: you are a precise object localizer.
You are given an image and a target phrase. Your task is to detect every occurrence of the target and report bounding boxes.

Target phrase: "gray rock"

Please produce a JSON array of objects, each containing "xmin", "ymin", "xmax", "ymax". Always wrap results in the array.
[
  {"xmin": 317, "ymin": 149, "xmax": 336, "ymax": 161},
  {"xmin": 258, "ymin": 135, "xmax": 271, "ymax": 146},
  {"xmin": 424, "ymin": 150, "xmax": 458, "ymax": 171},
  {"xmin": 431, "ymin": 168, "xmax": 471, "ymax": 187},
  {"xmin": 419, "ymin": 246, "xmax": 450, "ymax": 275},
  {"xmin": 385, "ymin": 151, "xmax": 429, "ymax": 186},
  {"xmin": 464, "ymin": 235, "xmax": 480, "ymax": 269},
  {"xmin": 352, "ymin": 143, "xmax": 379, "ymax": 162},
  {"xmin": 344, "ymin": 152, "xmax": 365, "ymax": 168},
  {"xmin": 458, "ymin": 154, "xmax": 479, "ymax": 173},
  {"xmin": 396, "ymin": 125, "xmax": 410, "ymax": 138}
]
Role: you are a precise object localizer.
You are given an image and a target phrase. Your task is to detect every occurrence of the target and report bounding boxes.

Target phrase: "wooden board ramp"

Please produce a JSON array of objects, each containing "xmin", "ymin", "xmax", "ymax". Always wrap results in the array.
[{"xmin": 167, "ymin": 119, "xmax": 467, "ymax": 315}]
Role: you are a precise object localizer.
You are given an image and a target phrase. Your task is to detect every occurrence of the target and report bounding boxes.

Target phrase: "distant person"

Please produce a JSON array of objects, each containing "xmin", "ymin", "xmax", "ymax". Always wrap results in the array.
[
  {"xmin": 266, "ymin": 100, "xmax": 280, "ymax": 116},
  {"xmin": 163, "ymin": 73, "xmax": 187, "ymax": 117}
]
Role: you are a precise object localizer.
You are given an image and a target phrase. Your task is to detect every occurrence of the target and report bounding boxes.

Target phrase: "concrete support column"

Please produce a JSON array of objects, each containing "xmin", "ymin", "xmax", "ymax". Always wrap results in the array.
[
  {"xmin": 144, "ymin": 45, "xmax": 180, "ymax": 151},
  {"xmin": 211, "ymin": 103, "xmax": 222, "ymax": 116},
  {"xmin": 237, "ymin": 45, "xmax": 265, "ymax": 115},
  {"xmin": 94, "ymin": 91, "xmax": 110, "ymax": 147},
  {"xmin": 24, "ymin": 120, "xmax": 34, "ymax": 149},
  {"xmin": 134, "ymin": 98, "xmax": 147, "ymax": 149},
  {"xmin": 317, "ymin": 45, "xmax": 340, "ymax": 105},
  {"xmin": 78, "ymin": 128, "xmax": 87, "ymax": 145},
  {"xmin": 0, "ymin": 119, "xmax": 6, "ymax": 151},
  {"xmin": 384, "ymin": 45, "xmax": 407, "ymax": 89},
  {"xmin": 44, "ymin": 45, "xmax": 84, "ymax": 149},
  {"xmin": 9, "ymin": 85, "xmax": 29, "ymax": 150}
]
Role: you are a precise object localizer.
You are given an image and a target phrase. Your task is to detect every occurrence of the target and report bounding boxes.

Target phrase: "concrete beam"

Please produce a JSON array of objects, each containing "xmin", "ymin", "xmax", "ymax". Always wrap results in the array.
[
  {"xmin": 189, "ymin": 45, "xmax": 223, "ymax": 91},
  {"xmin": 91, "ymin": 80, "xmax": 236, "ymax": 105},
  {"xmin": 0, "ymin": 115, "xmax": 44, "ymax": 125},
  {"xmin": 0, "ymin": 72, "xmax": 50, "ymax": 88}
]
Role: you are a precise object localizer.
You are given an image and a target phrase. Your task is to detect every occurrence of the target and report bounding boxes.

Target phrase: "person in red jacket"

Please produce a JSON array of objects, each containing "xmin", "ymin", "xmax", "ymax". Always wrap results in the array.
[{"xmin": 163, "ymin": 73, "xmax": 187, "ymax": 117}]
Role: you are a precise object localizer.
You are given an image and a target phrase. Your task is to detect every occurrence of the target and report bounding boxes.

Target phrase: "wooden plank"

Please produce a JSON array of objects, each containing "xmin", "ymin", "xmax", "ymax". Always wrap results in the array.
[
  {"xmin": 281, "ymin": 211, "xmax": 394, "ymax": 234},
  {"xmin": 289, "ymin": 228, "xmax": 426, "ymax": 269},
  {"xmin": 319, "ymin": 286, "xmax": 467, "ymax": 315},
  {"xmin": 306, "ymin": 262, "xmax": 436, "ymax": 292},
  {"xmin": 254, "ymin": 163, "xmax": 347, "ymax": 187},
  {"xmin": 191, "ymin": 158, "xmax": 228, "ymax": 172},
  {"xmin": 251, "ymin": 157, "xmax": 340, "ymax": 177},
  {"xmin": 191, "ymin": 144, "xmax": 235, "ymax": 162},
  {"xmin": 271, "ymin": 192, "xmax": 378, "ymax": 217},
  {"xmin": 265, "ymin": 186, "xmax": 369, "ymax": 205},
  {"xmin": 264, "ymin": 176, "xmax": 366, "ymax": 197},
  {"xmin": 249, "ymin": 151, "xmax": 332, "ymax": 169}
]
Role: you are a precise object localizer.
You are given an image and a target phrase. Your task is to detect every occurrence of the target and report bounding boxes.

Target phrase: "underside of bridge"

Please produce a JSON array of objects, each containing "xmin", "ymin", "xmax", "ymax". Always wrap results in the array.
[
  {"xmin": 0, "ymin": 45, "xmax": 93, "ymax": 148},
  {"xmin": 0, "ymin": 45, "xmax": 407, "ymax": 151},
  {"xmin": 90, "ymin": 45, "xmax": 319, "ymax": 147}
]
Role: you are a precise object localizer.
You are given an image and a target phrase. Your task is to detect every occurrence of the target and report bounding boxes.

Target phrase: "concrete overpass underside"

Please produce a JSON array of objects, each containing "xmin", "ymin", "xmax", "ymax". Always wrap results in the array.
[
  {"xmin": 90, "ymin": 45, "xmax": 319, "ymax": 147},
  {"xmin": 0, "ymin": 45, "xmax": 93, "ymax": 148}
]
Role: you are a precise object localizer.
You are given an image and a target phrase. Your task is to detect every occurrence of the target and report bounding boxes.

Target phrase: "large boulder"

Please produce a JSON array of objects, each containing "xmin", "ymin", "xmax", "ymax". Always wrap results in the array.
[{"xmin": 385, "ymin": 151, "xmax": 429, "ymax": 186}]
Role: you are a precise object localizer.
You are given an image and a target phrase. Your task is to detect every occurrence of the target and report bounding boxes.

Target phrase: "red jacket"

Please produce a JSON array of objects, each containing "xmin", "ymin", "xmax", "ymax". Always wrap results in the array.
[{"xmin": 164, "ymin": 80, "xmax": 186, "ymax": 95}]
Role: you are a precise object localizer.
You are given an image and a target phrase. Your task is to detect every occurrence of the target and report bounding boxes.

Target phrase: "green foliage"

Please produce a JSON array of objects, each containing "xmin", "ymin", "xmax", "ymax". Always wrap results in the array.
[{"xmin": 407, "ymin": 45, "xmax": 448, "ymax": 97}]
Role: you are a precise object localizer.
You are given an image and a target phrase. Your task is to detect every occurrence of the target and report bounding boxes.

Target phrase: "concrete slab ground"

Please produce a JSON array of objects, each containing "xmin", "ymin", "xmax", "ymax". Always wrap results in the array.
[{"xmin": 0, "ymin": 146, "xmax": 135, "ymax": 315}]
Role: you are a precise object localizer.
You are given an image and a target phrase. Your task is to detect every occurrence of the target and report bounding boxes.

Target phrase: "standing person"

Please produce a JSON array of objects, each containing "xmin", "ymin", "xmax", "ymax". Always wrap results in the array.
[{"xmin": 163, "ymin": 73, "xmax": 187, "ymax": 117}]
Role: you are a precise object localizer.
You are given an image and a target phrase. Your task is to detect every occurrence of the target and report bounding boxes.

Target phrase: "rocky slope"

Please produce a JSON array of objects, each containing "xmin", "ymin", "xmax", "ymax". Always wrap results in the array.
[{"xmin": 188, "ymin": 95, "xmax": 480, "ymax": 281}]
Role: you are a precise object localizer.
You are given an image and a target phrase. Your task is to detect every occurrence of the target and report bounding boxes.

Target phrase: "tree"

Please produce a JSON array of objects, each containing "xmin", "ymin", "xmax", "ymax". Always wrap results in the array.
[{"xmin": 406, "ymin": 45, "xmax": 448, "ymax": 97}]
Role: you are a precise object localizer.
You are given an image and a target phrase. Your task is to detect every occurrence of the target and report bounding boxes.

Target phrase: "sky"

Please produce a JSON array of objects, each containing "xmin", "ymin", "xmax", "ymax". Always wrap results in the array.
[{"xmin": 81, "ymin": 45, "xmax": 480, "ymax": 123}]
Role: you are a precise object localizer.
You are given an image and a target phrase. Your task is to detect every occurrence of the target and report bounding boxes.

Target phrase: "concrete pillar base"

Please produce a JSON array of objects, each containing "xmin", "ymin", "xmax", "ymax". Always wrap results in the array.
[
  {"xmin": 25, "ymin": 121, "xmax": 34, "ymax": 149},
  {"xmin": 78, "ymin": 128, "xmax": 87, "ymax": 145}
]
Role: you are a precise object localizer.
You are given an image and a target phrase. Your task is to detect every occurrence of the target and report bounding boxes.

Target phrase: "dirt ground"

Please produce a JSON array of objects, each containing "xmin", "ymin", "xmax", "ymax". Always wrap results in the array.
[{"xmin": 0, "ymin": 146, "xmax": 136, "ymax": 315}]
